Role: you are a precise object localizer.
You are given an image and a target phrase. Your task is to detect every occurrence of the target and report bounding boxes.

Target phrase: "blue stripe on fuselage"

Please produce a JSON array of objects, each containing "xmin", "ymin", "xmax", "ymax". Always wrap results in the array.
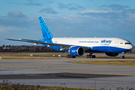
[
  {"xmin": 86, "ymin": 46, "xmax": 129, "ymax": 53},
  {"xmin": 42, "ymin": 45, "xmax": 129, "ymax": 53}
]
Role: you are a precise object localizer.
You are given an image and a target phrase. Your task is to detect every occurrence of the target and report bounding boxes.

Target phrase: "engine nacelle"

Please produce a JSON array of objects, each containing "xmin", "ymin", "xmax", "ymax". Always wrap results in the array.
[
  {"xmin": 105, "ymin": 53, "xmax": 119, "ymax": 56},
  {"xmin": 69, "ymin": 46, "xmax": 84, "ymax": 56}
]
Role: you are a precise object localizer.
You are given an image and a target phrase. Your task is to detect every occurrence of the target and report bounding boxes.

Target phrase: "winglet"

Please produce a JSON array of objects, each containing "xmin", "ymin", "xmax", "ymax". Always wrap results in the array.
[{"xmin": 39, "ymin": 17, "xmax": 53, "ymax": 43}]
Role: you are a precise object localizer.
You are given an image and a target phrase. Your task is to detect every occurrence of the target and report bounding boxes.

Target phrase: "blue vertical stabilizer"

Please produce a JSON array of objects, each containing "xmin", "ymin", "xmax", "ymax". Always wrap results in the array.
[
  {"xmin": 39, "ymin": 17, "xmax": 53, "ymax": 43},
  {"xmin": 39, "ymin": 17, "xmax": 62, "ymax": 51}
]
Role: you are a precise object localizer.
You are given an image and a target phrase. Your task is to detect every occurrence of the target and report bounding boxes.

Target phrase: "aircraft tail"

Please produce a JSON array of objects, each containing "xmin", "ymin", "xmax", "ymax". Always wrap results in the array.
[{"xmin": 39, "ymin": 17, "xmax": 53, "ymax": 43}]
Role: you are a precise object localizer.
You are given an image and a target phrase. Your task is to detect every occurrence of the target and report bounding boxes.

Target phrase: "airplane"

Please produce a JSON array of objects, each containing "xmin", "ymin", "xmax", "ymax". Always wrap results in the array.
[{"xmin": 5, "ymin": 17, "xmax": 133, "ymax": 59}]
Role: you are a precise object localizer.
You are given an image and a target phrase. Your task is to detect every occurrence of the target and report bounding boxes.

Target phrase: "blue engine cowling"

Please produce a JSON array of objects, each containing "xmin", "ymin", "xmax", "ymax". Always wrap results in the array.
[
  {"xmin": 105, "ymin": 53, "xmax": 119, "ymax": 56},
  {"xmin": 69, "ymin": 46, "xmax": 84, "ymax": 56}
]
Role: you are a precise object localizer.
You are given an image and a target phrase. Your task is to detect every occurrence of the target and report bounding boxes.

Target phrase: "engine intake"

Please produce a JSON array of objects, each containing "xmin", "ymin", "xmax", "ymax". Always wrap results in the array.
[{"xmin": 69, "ymin": 46, "xmax": 84, "ymax": 56}]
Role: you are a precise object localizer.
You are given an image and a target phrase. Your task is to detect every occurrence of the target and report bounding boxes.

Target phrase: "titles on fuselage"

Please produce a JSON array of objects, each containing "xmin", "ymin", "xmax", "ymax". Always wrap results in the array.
[
  {"xmin": 79, "ymin": 41, "xmax": 99, "ymax": 43},
  {"xmin": 100, "ymin": 40, "xmax": 112, "ymax": 45},
  {"xmin": 101, "ymin": 40, "xmax": 112, "ymax": 44},
  {"xmin": 79, "ymin": 40, "xmax": 112, "ymax": 46}
]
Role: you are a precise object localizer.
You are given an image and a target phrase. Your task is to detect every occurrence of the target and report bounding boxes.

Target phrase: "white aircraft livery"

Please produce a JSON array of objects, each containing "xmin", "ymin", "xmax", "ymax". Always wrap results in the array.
[{"xmin": 5, "ymin": 17, "xmax": 133, "ymax": 58}]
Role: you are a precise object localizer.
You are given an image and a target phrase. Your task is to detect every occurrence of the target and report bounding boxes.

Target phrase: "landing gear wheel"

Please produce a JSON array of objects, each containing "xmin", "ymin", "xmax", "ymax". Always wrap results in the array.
[
  {"xmin": 86, "ymin": 54, "xmax": 96, "ymax": 58},
  {"xmin": 92, "ymin": 55, "xmax": 96, "ymax": 58},
  {"xmin": 121, "ymin": 56, "xmax": 125, "ymax": 59},
  {"xmin": 67, "ymin": 55, "xmax": 76, "ymax": 58},
  {"xmin": 67, "ymin": 55, "xmax": 69, "ymax": 58},
  {"xmin": 86, "ymin": 55, "xmax": 90, "ymax": 58},
  {"xmin": 72, "ymin": 56, "xmax": 76, "ymax": 58}
]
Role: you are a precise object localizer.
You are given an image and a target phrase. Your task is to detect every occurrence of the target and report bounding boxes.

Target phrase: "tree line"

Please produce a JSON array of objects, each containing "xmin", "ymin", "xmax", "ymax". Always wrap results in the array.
[{"xmin": 0, "ymin": 45, "xmax": 58, "ymax": 52}]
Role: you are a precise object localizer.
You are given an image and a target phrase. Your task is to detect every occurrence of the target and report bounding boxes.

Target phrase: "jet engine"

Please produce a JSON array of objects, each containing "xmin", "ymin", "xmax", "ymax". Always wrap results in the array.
[
  {"xmin": 105, "ymin": 53, "xmax": 119, "ymax": 56},
  {"xmin": 69, "ymin": 46, "xmax": 84, "ymax": 56}
]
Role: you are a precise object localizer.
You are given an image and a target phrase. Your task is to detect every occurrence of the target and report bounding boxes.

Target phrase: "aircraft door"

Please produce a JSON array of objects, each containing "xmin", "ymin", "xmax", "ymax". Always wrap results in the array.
[{"xmin": 115, "ymin": 41, "xmax": 119, "ymax": 46}]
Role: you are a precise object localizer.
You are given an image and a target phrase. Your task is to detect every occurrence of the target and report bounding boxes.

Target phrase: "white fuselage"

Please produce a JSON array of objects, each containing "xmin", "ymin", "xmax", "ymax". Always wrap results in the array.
[{"xmin": 52, "ymin": 38, "xmax": 132, "ymax": 49}]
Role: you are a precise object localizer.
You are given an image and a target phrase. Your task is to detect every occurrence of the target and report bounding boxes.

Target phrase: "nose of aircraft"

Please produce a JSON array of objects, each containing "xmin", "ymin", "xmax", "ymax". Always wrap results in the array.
[
  {"xmin": 129, "ymin": 44, "xmax": 133, "ymax": 49},
  {"xmin": 127, "ymin": 42, "xmax": 133, "ymax": 49},
  {"xmin": 131, "ymin": 45, "xmax": 135, "ymax": 53}
]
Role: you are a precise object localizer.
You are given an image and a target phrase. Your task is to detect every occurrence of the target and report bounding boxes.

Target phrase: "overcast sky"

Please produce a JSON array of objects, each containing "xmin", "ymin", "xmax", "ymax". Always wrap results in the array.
[{"xmin": 0, "ymin": 0, "xmax": 135, "ymax": 45}]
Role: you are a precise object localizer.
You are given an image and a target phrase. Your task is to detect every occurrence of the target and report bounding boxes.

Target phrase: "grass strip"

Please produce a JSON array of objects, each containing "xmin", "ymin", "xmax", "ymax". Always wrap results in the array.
[
  {"xmin": 70, "ymin": 60, "xmax": 135, "ymax": 66},
  {"xmin": 0, "ymin": 85, "xmax": 94, "ymax": 90},
  {"xmin": 0, "ymin": 53, "xmax": 135, "ymax": 58},
  {"xmin": 1, "ymin": 56, "xmax": 57, "ymax": 59}
]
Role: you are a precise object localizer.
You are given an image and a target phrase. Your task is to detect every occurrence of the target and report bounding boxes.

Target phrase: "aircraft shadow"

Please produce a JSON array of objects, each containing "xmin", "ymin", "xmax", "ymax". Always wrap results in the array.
[{"xmin": 0, "ymin": 72, "xmax": 127, "ymax": 79}]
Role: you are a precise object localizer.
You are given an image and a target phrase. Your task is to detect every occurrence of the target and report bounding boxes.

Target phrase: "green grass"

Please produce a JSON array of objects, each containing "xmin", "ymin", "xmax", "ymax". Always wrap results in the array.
[
  {"xmin": 0, "ymin": 52, "xmax": 135, "ymax": 59},
  {"xmin": 0, "ymin": 85, "xmax": 94, "ymax": 90},
  {"xmin": 0, "ymin": 53, "xmax": 65, "ymax": 59},
  {"xmin": 70, "ymin": 60, "xmax": 135, "ymax": 66},
  {"xmin": 0, "ymin": 53, "xmax": 66, "ymax": 58},
  {"xmin": 1, "ymin": 57, "xmax": 57, "ymax": 59}
]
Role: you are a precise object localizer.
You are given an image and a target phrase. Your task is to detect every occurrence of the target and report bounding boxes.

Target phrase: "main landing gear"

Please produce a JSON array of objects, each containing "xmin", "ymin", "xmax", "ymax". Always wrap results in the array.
[
  {"xmin": 67, "ymin": 54, "xmax": 76, "ymax": 58},
  {"xmin": 86, "ymin": 53, "xmax": 96, "ymax": 58}
]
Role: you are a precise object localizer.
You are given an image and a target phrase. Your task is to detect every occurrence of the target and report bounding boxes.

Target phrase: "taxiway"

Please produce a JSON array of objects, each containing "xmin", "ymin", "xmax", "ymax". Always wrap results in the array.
[{"xmin": 0, "ymin": 57, "xmax": 135, "ymax": 89}]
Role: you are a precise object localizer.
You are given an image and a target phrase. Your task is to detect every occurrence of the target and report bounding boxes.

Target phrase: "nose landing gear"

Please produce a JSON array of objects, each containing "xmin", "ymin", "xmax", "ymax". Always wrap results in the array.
[{"xmin": 121, "ymin": 52, "xmax": 125, "ymax": 59}]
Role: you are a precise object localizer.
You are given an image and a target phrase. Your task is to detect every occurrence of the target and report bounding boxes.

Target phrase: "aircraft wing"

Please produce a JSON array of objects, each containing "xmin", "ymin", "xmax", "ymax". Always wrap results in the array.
[{"xmin": 4, "ymin": 38, "xmax": 91, "ymax": 50}]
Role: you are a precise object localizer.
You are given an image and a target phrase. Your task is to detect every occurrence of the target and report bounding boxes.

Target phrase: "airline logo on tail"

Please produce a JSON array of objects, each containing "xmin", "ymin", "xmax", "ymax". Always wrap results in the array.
[{"xmin": 39, "ymin": 17, "xmax": 53, "ymax": 43}]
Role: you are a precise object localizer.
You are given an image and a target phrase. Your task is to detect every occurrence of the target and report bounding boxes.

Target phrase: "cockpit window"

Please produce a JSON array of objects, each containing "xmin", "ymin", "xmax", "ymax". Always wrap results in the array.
[{"xmin": 125, "ymin": 42, "xmax": 131, "ymax": 44}]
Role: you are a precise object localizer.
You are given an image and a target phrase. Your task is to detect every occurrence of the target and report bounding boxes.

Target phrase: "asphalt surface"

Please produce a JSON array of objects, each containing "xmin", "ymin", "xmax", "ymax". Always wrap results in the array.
[{"xmin": 0, "ymin": 57, "xmax": 135, "ymax": 89}]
